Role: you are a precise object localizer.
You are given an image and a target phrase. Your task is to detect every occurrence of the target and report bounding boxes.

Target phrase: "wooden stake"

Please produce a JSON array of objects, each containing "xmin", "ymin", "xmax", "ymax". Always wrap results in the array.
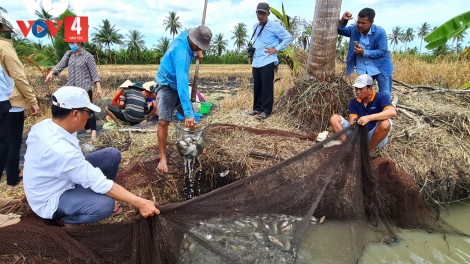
[{"xmin": 191, "ymin": 0, "xmax": 209, "ymax": 102}]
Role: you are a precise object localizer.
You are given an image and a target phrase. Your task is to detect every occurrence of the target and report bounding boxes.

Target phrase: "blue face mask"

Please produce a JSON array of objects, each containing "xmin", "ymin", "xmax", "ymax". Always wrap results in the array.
[{"xmin": 69, "ymin": 44, "xmax": 79, "ymax": 52}]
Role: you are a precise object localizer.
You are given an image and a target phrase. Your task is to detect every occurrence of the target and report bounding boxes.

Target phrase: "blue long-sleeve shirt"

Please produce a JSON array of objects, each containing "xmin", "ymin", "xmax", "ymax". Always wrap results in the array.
[
  {"xmin": 338, "ymin": 23, "xmax": 393, "ymax": 78},
  {"xmin": 251, "ymin": 19, "xmax": 293, "ymax": 68},
  {"xmin": 156, "ymin": 30, "xmax": 195, "ymax": 119}
]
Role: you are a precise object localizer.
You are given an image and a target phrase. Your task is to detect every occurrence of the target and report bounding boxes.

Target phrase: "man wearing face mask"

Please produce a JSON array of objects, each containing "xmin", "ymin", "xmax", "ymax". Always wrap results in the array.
[{"xmin": 45, "ymin": 42, "xmax": 102, "ymax": 141}]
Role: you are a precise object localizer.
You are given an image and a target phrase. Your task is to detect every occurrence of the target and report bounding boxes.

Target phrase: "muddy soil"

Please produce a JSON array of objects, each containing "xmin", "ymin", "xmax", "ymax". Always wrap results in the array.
[{"xmin": 16, "ymin": 79, "xmax": 242, "ymax": 178}]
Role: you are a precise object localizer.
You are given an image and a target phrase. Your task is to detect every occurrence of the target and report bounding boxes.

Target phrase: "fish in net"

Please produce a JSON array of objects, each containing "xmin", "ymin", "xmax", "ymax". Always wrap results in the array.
[{"xmin": 0, "ymin": 125, "xmax": 465, "ymax": 263}]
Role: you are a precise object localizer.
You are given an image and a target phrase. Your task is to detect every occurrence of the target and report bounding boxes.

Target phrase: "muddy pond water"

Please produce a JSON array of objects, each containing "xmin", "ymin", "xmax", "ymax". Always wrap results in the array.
[{"xmin": 297, "ymin": 200, "xmax": 470, "ymax": 263}]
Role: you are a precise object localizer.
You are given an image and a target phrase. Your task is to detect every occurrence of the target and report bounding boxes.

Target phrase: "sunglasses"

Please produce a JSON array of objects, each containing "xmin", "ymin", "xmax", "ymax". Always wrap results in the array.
[{"xmin": 76, "ymin": 108, "xmax": 94, "ymax": 119}]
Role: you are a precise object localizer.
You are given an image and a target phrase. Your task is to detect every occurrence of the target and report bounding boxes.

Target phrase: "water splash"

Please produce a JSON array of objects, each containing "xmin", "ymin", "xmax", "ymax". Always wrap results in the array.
[{"xmin": 183, "ymin": 156, "xmax": 203, "ymax": 199}]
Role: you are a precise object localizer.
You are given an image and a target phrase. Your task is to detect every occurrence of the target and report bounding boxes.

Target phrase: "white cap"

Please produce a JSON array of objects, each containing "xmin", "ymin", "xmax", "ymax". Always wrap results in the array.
[
  {"xmin": 52, "ymin": 86, "xmax": 101, "ymax": 112},
  {"xmin": 352, "ymin": 74, "xmax": 373, "ymax": 88},
  {"xmin": 119, "ymin": 80, "xmax": 133, "ymax": 88}
]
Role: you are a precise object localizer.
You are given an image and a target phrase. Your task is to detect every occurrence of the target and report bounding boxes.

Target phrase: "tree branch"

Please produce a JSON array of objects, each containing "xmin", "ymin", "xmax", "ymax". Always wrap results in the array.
[{"xmin": 393, "ymin": 79, "xmax": 470, "ymax": 94}]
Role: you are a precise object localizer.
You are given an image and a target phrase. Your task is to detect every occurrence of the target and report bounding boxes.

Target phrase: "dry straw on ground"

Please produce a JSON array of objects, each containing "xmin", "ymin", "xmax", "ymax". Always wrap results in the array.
[{"xmin": 3, "ymin": 57, "xmax": 470, "ymax": 220}]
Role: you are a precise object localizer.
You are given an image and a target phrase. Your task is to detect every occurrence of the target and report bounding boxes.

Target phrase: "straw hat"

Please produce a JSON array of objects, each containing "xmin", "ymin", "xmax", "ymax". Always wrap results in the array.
[
  {"xmin": 0, "ymin": 12, "xmax": 13, "ymax": 33},
  {"xmin": 143, "ymin": 81, "xmax": 156, "ymax": 92},
  {"xmin": 188, "ymin": 26, "xmax": 212, "ymax": 50},
  {"xmin": 119, "ymin": 80, "xmax": 133, "ymax": 88}
]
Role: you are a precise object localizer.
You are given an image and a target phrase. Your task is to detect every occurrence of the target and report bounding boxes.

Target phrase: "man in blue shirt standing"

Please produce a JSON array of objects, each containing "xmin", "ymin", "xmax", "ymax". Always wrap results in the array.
[
  {"xmin": 328, "ymin": 74, "xmax": 397, "ymax": 152},
  {"xmin": 155, "ymin": 26, "xmax": 212, "ymax": 172},
  {"xmin": 338, "ymin": 8, "xmax": 394, "ymax": 99},
  {"xmin": 247, "ymin": 2, "xmax": 293, "ymax": 120}
]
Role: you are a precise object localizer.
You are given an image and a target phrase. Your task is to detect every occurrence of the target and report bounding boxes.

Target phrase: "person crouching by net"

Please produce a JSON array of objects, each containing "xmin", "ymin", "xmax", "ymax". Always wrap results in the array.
[
  {"xmin": 104, "ymin": 82, "xmax": 149, "ymax": 127},
  {"xmin": 23, "ymin": 86, "xmax": 160, "ymax": 227},
  {"xmin": 327, "ymin": 74, "xmax": 397, "ymax": 151}
]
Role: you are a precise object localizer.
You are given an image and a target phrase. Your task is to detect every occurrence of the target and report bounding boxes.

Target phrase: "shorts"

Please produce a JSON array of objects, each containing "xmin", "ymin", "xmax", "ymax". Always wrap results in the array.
[
  {"xmin": 156, "ymin": 85, "xmax": 180, "ymax": 122},
  {"xmin": 340, "ymin": 116, "xmax": 393, "ymax": 150},
  {"xmin": 107, "ymin": 106, "xmax": 139, "ymax": 125}
]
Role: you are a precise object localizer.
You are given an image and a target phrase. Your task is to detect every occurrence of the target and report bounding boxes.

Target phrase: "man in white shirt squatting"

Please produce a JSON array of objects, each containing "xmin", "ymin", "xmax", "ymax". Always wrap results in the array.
[{"xmin": 23, "ymin": 86, "xmax": 160, "ymax": 227}]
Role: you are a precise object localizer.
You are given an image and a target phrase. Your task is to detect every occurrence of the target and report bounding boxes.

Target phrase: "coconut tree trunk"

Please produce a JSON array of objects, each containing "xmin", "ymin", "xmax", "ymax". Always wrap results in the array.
[{"xmin": 306, "ymin": 0, "xmax": 342, "ymax": 79}]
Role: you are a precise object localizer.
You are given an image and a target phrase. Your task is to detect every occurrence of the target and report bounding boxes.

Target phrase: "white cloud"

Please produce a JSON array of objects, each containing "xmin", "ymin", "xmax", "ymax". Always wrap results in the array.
[{"xmin": 2, "ymin": 0, "xmax": 469, "ymax": 51}]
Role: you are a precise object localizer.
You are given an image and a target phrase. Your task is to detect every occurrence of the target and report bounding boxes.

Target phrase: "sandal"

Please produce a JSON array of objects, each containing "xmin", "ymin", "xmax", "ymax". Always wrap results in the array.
[
  {"xmin": 256, "ymin": 112, "xmax": 268, "ymax": 120},
  {"xmin": 248, "ymin": 110, "xmax": 262, "ymax": 116}
]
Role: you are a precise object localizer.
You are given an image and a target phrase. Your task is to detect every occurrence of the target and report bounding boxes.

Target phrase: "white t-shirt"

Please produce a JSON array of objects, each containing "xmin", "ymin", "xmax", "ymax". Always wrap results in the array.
[{"xmin": 23, "ymin": 119, "xmax": 114, "ymax": 219}]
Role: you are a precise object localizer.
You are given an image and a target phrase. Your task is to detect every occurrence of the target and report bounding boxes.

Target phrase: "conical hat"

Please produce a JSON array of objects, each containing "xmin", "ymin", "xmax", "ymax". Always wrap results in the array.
[
  {"xmin": 143, "ymin": 81, "xmax": 156, "ymax": 92},
  {"xmin": 119, "ymin": 80, "xmax": 133, "ymax": 88}
]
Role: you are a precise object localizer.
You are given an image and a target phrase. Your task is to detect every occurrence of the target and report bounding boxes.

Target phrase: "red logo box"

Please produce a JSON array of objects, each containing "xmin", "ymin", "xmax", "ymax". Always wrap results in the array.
[{"xmin": 64, "ymin": 16, "xmax": 88, "ymax": 42}]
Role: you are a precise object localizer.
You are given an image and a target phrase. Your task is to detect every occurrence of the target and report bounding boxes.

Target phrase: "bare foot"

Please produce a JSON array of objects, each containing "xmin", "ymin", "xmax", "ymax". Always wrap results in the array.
[
  {"xmin": 112, "ymin": 201, "xmax": 123, "ymax": 215},
  {"xmin": 157, "ymin": 156, "xmax": 168, "ymax": 172}
]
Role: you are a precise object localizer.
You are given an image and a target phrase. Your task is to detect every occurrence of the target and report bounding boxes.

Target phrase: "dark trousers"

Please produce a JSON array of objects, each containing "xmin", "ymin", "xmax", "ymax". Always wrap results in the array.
[
  {"xmin": 85, "ymin": 90, "xmax": 97, "ymax": 131},
  {"xmin": 53, "ymin": 147, "xmax": 121, "ymax": 224},
  {"xmin": 5, "ymin": 111, "xmax": 24, "ymax": 185},
  {"xmin": 0, "ymin": 100, "xmax": 11, "ymax": 180},
  {"xmin": 252, "ymin": 62, "xmax": 275, "ymax": 116}
]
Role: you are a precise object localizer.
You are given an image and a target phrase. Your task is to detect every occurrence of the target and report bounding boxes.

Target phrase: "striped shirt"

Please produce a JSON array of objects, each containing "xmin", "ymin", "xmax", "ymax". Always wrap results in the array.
[
  {"xmin": 121, "ymin": 89, "xmax": 147, "ymax": 123},
  {"xmin": 52, "ymin": 49, "xmax": 100, "ymax": 91}
]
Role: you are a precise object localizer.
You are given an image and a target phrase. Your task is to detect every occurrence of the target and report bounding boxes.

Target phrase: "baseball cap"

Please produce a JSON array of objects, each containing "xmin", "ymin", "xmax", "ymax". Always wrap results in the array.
[
  {"xmin": 188, "ymin": 26, "xmax": 212, "ymax": 50},
  {"xmin": 52, "ymin": 86, "xmax": 101, "ymax": 112},
  {"xmin": 119, "ymin": 79, "xmax": 133, "ymax": 88},
  {"xmin": 256, "ymin": 2, "xmax": 270, "ymax": 13},
  {"xmin": 352, "ymin": 74, "xmax": 373, "ymax": 88}
]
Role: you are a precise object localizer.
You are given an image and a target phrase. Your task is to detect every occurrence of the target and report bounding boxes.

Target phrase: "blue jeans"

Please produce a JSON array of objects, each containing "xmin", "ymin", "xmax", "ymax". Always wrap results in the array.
[
  {"xmin": 371, "ymin": 73, "xmax": 392, "ymax": 99},
  {"xmin": 53, "ymin": 147, "xmax": 121, "ymax": 224},
  {"xmin": 340, "ymin": 116, "xmax": 392, "ymax": 150}
]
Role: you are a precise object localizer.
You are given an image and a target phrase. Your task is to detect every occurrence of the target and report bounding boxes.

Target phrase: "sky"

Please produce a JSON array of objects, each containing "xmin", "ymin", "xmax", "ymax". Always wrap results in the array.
[{"xmin": 1, "ymin": 0, "xmax": 469, "ymax": 53}]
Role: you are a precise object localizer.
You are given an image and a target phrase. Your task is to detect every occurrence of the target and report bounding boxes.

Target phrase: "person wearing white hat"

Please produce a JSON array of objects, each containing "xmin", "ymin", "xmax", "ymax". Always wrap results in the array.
[
  {"xmin": 105, "ymin": 82, "xmax": 148, "ymax": 127},
  {"xmin": 142, "ymin": 81, "xmax": 159, "ymax": 121},
  {"xmin": 155, "ymin": 25, "xmax": 212, "ymax": 172},
  {"xmin": 23, "ymin": 86, "xmax": 160, "ymax": 227},
  {"xmin": 327, "ymin": 74, "xmax": 397, "ymax": 151},
  {"xmin": 111, "ymin": 79, "xmax": 133, "ymax": 107}
]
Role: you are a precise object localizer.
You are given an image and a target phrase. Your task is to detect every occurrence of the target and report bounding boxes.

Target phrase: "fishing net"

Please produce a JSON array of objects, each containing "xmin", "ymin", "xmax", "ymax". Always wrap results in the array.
[
  {"xmin": 0, "ymin": 125, "xmax": 464, "ymax": 263},
  {"xmin": 173, "ymin": 103, "xmax": 212, "ymax": 199}
]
